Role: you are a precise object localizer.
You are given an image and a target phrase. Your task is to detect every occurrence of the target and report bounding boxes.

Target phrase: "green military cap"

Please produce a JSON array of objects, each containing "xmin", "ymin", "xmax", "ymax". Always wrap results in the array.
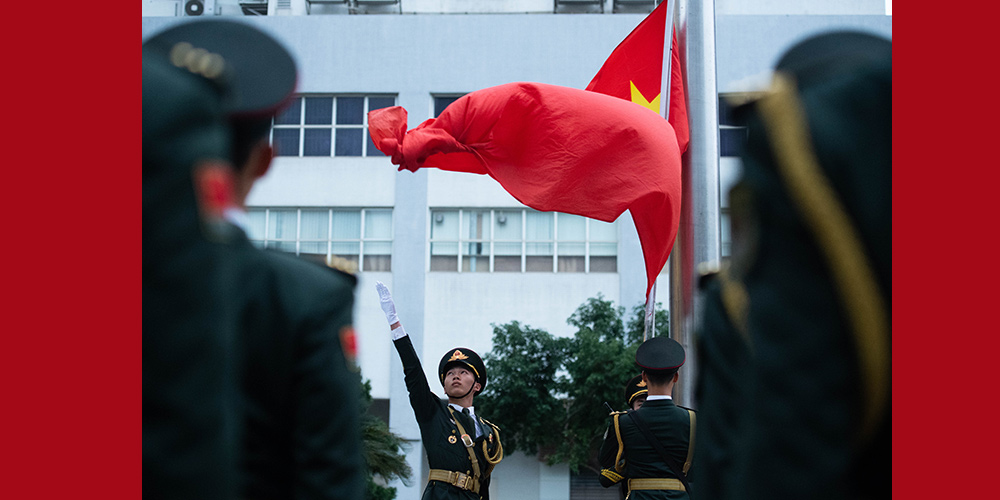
[
  {"xmin": 624, "ymin": 375, "xmax": 648, "ymax": 406},
  {"xmin": 775, "ymin": 31, "xmax": 891, "ymax": 94},
  {"xmin": 142, "ymin": 19, "xmax": 296, "ymax": 120},
  {"xmin": 143, "ymin": 19, "xmax": 298, "ymax": 166},
  {"xmin": 635, "ymin": 336, "xmax": 685, "ymax": 374},
  {"xmin": 142, "ymin": 48, "xmax": 230, "ymax": 179},
  {"xmin": 439, "ymin": 347, "xmax": 487, "ymax": 394}
]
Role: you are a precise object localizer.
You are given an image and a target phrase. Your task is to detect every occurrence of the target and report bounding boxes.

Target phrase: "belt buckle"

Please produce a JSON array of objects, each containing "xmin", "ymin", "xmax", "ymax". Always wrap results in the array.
[
  {"xmin": 461, "ymin": 434, "xmax": 474, "ymax": 447},
  {"xmin": 453, "ymin": 472, "xmax": 470, "ymax": 490}
]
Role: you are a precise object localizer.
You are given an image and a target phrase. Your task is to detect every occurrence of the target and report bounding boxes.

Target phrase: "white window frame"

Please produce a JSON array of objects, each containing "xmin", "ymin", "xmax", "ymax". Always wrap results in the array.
[
  {"xmin": 271, "ymin": 94, "xmax": 396, "ymax": 157},
  {"xmin": 427, "ymin": 208, "xmax": 617, "ymax": 273},
  {"xmin": 247, "ymin": 207, "xmax": 393, "ymax": 271}
]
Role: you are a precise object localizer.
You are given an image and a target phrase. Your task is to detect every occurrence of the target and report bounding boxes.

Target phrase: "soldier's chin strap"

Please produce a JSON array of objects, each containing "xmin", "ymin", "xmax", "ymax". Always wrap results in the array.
[{"xmin": 454, "ymin": 384, "xmax": 476, "ymax": 400}]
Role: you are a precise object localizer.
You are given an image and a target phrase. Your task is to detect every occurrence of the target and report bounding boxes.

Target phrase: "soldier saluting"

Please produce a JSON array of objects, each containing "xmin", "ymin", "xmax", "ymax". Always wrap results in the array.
[
  {"xmin": 376, "ymin": 282, "xmax": 503, "ymax": 500},
  {"xmin": 598, "ymin": 337, "xmax": 695, "ymax": 499}
]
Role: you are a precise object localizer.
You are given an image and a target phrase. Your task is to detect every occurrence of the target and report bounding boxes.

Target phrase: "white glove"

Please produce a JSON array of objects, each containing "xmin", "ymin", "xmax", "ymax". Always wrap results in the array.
[
  {"xmin": 376, "ymin": 281, "xmax": 399, "ymax": 325},
  {"xmin": 376, "ymin": 281, "xmax": 407, "ymax": 340}
]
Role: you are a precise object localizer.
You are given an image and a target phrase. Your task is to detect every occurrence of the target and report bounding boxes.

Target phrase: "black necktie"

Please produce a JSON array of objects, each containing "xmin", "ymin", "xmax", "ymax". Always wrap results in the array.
[{"xmin": 461, "ymin": 408, "xmax": 480, "ymax": 437}]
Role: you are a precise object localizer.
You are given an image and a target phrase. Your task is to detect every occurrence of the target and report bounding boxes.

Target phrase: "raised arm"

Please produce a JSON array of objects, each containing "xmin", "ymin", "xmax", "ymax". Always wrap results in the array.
[{"xmin": 376, "ymin": 281, "xmax": 439, "ymax": 420}]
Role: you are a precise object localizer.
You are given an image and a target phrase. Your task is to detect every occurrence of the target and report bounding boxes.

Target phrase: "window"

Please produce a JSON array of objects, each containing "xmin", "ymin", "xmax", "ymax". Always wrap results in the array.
[
  {"xmin": 719, "ymin": 95, "xmax": 748, "ymax": 158},
  {"xmin": 271, "ymin": 95, "xmax": 396, "ymax": 157},
  {"xmin": 429, "ymin": 209, "xmax": 617, "ymax": 273},
  {"xmin": 246, "ymin": 208, "xmax": 392, "ymax": 271},
  {"xmin": 433, "ymin": 94, "xmax": 466, "ymax": 117}
]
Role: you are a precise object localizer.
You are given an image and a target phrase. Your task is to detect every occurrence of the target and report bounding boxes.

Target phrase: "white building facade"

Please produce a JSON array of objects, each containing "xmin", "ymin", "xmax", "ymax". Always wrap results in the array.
[{"xmin": 142, "ymin": 2, "xmax": 891, "ymax": 499}]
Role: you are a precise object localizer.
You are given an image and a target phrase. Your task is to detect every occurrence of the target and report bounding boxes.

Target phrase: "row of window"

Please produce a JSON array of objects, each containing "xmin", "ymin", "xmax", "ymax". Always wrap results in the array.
[
  {"xmin": 430, "ymin": 209, "xmax": 618, "ymax": 273},
  {"xmin": 272, "ymin": 96, "xmax": 394, "ymax": 157},
  {"xmin": 273, "ymin": 94, "xmax": 747, "ymax": 158},
  {"xmin": 245, "ymin": 208, "xmax": 620, "ymax": 273},
  {"xmin": 247, "ymin": 208, "xmax": 393, "ymax": 271},
  {"xmin": 271, "ymin": 95, "xmax": 465, "ymax": 158}
]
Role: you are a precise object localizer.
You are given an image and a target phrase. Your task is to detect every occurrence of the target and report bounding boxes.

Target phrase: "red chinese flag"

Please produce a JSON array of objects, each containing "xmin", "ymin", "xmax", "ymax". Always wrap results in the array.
[
  {"xmin": 369, "ymin": 82, "xmax": 681, "ymax": 298},
  {"xmin": 586, "ymin": 1, "xmax": 689, "ymax": 154}
]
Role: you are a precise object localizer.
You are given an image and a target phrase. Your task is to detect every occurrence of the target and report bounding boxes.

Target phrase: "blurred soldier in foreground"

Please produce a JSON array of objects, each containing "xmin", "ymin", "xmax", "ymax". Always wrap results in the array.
[
  {"xmin": 598, "ymin": 337, "xmax": 695, "ymax": 499},
  {"xmin": 376, "ymin": 281, "xmax": 504, "ymax": 500},
  {"xmin": 691, "ymin": 263, "xmax": 751, "ymax": 500},
  {"xmin": 716, "ymin": 30, "xmax": 891, "ymax": 498},
  {"xmin": 143, "ymin": 19, "xmax": 364, "ymax": 499},
  {"xmin": 142, "ymin": 37, "xmax": 240, "ymax": 499}
]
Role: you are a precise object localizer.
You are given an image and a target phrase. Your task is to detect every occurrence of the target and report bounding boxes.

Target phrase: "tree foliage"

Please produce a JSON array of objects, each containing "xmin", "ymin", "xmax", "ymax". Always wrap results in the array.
[
  {"xmin": 477, "ymin": 295, "xmax": 668, "ymax": 474},
  {"xmin": 476, "ymin": 321, "xmax": 569, "ymax": 456}
]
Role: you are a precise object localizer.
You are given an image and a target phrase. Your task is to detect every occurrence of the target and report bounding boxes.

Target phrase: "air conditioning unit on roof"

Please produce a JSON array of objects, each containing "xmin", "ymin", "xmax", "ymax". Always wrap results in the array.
[{"xmin": 183, "ymin": 0, "xmax": 217, "ymax": 16}]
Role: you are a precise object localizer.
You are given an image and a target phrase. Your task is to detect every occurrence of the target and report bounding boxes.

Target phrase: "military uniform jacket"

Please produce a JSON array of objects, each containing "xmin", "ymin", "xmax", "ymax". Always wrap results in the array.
[
  {"xmin": 393, "ymin": 336, "xmax": 503, "ymax": 500},
  {"xmin": 142, "ymin": 54, "xmax": 241, "ymax": 500},
  {"xmin": 235, "ymin": 234, "xmax": 364, "ymax": 500},
  {"xmin": 694, "ymin": 274, "xmax": 751, "ymax": 500},
  {"xmin": 598, "ymin": 399, "xmax": 694, "ymax": 500}
]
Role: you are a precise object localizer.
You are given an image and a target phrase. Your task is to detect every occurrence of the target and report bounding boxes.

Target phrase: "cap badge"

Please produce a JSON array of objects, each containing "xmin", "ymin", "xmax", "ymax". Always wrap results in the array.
[
  {"xmin": 169, "ymin": 42, "xmax": 226, "ymax": 80},
  {"xmin": 448, "ymin": 350, "xmax": 469, "ymax": 362},
  {"xmin": 637, "ymin": 380, "xmax": 647, "ymax": 387}
]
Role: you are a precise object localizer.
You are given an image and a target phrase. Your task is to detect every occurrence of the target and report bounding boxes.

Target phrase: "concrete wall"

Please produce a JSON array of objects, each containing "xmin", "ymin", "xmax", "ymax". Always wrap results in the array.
[{"xmin": 716, "ymin": 0, "xmax": 885, "ymax": 15}]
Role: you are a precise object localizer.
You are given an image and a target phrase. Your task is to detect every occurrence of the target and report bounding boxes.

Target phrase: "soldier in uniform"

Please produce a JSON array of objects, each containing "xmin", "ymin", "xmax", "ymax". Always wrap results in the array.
[
  {"xmin": 142, "ymin": 32, "xmax": 241, "ymax": 500},
  {"xmin": 605, "ymin": 374, "xmax": 652, "ymax": 499},
  {"xmin": 692, "ymin": 263, "xmax": 751, "ymax": 500},
  {"xmin": 723, "ymin": 31, "xmax": 891, "ymax": 499},
  {"xmin": 624, "ymin": 374, "xmax": 649, "ymax": 411},
  {"xmin": 598, "ymin": 337, "xmax": 695, "ymax": 499},
  {"xmin": 143, "ymin": 20, "xmax": 365, "ymax": 500},
  {"xmin": 375, "ymin": 281, "xmax": 504, "ymax": 500}
]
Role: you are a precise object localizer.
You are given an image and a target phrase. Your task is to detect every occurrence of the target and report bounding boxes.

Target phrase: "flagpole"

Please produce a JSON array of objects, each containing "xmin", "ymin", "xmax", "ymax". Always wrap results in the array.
[
  {"xmin": 669, "ymin": 0, "xmax": 720, "ymax": 408},
  {"xmin": 644, "ymin": 0, "xmax": 676, "ymax": 342},
  {"xmin": 643, "ymin": 281, "xmax": 656, "ymax": 341},
  {"xmin": 659, "ymin": 0, "xmax": 675, "ymax": 120}
]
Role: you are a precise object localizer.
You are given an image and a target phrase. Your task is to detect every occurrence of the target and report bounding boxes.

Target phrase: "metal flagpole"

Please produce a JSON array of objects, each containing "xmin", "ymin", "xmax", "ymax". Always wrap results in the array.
[
  {"xmin": 643, "ymin": 0, "xmax": 676, "ymax": 343},
  {"xmin": 669, "ymin": 0, "xmax": 720, "ymax": 408},
  {"xmin": 659, "ymin": 0, "xmax": 676, "ymax": 120},
  {"xmin": 643, "ymin": 282, "xmax": 656, "ymax": 341}
]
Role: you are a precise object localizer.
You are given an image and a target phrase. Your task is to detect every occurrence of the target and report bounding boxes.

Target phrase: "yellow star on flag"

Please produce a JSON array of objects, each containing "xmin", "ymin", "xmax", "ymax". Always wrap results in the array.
[{"xmin": 630, "ymin": 81, "xmax": 661, "ymax": 114}]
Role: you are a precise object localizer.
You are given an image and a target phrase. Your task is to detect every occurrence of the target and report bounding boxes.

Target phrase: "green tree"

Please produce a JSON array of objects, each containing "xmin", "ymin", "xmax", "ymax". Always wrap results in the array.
[
  {"xmin": 477, "ymin": 321, "xmax": 569, "ymax": 457},
  {"xmin": 359, "ymin": 377, "xmax": 412, "ymax": 500},
  {"xmin": 477, "ymin": 295, "xmax": 668, "ymax": 474}
]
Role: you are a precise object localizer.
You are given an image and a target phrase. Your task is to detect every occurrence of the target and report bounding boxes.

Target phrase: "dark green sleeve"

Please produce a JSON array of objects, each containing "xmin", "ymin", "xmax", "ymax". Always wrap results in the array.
[
  {"xmin": 393, "ymin": 335, "xmax": 441, "ymax": 422},
  {"xmin": 597, "ymin": 414, "xmax": 625, "ymax": 488}
]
